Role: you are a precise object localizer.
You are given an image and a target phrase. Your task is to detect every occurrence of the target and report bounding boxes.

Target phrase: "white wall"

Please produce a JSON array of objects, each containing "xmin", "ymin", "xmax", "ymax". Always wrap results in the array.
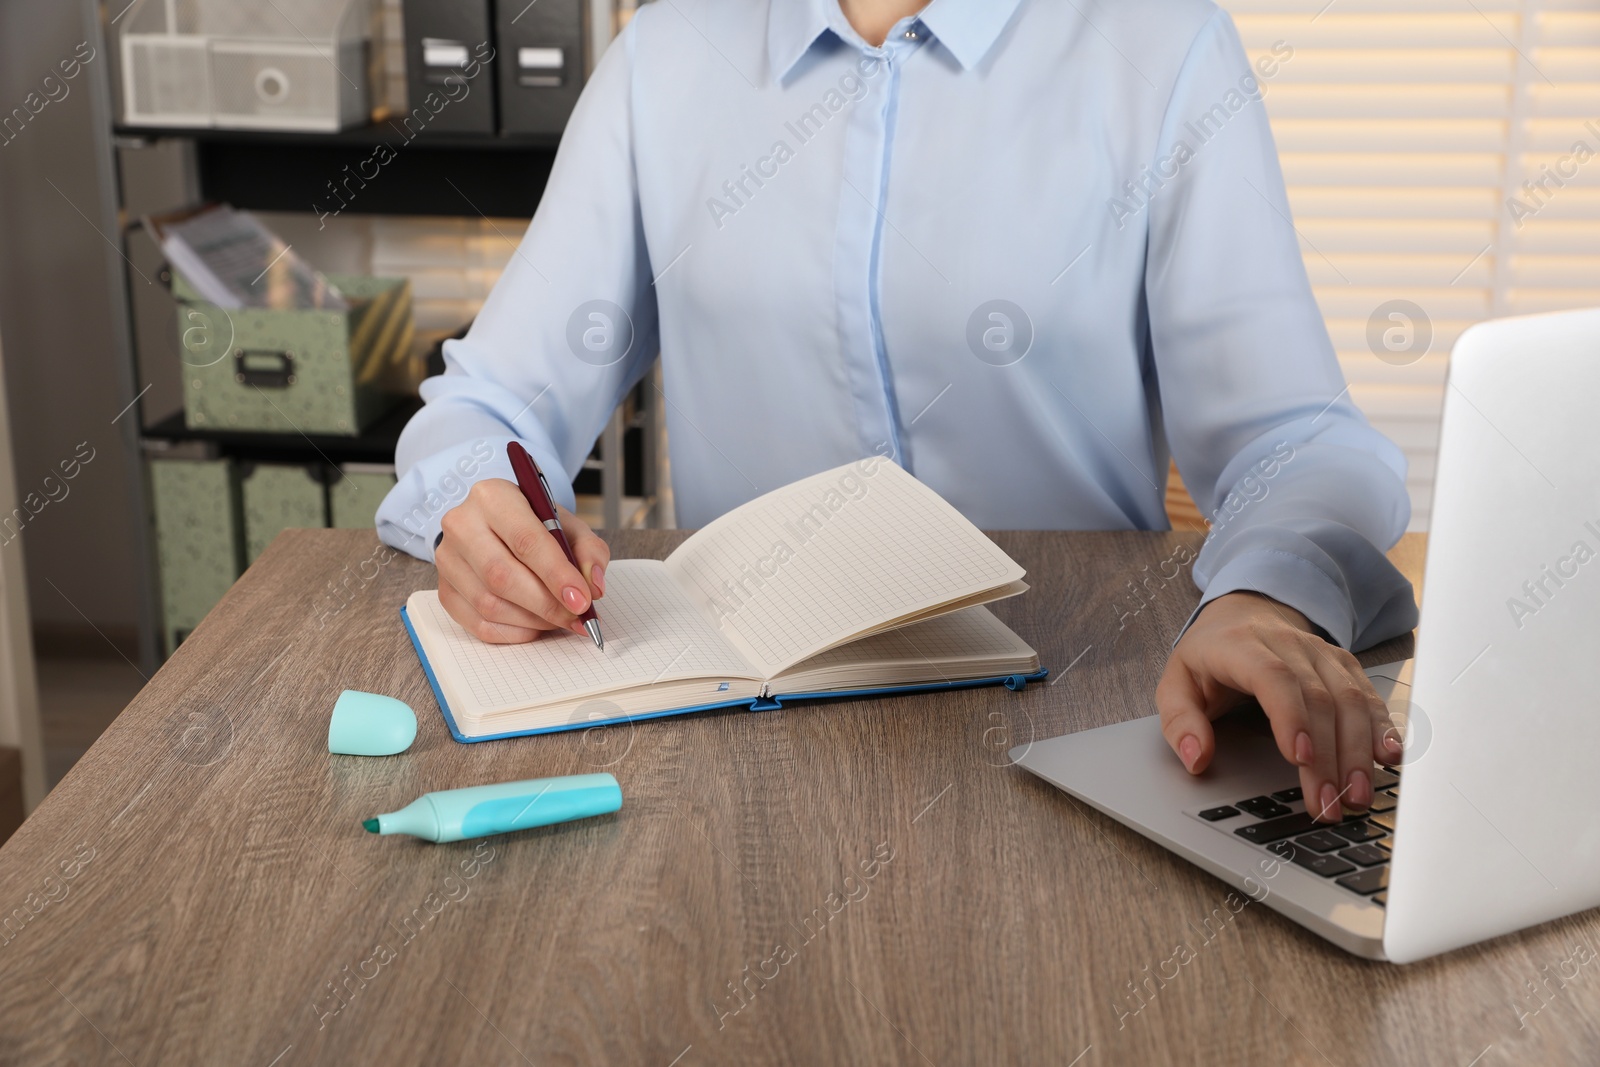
[
  {"xmin": 0, "ymin": 0, "xmax": 144, "ymax": 644},
  {"xmin": 0, "ymin": 327, "xmax": 48, "ymax": 811}
]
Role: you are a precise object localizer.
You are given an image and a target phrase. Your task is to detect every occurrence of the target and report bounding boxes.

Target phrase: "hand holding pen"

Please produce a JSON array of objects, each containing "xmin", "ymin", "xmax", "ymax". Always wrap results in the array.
[
  {"xmin": 505, "ymin": 442, "xmax": 604, "ymax": 649},
  {"xmin": 432, "ymin": 443, "xmax": 610, "ymax": 646}
]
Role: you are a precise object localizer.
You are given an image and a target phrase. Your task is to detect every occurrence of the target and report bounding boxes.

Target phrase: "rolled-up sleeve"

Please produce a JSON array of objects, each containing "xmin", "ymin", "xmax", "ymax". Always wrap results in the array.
[
  {"xmin": 376, "ymin": 21, "xmax": 659, "ymax": 561},
  {"xmin": 1145, "ymin": 10, "xmax": 1418, "ymax": 650}
]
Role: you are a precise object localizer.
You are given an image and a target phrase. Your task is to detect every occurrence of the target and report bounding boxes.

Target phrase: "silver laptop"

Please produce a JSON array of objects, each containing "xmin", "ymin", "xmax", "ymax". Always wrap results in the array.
[{"xmin": 1014, "ymin": 307, "xmax": 1600, "ymax": 962}]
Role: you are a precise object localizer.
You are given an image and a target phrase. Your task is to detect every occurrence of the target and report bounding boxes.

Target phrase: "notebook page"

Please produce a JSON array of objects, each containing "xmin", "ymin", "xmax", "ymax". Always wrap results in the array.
[
  {"xmin": 773, "ymin": 605, "xmax": 1035, "ymax": 682},
  {"xmin": 663, "ymin": 459, "xmax": 1025, "ymax": 677},
  {"xmin": 408, "ymin": 559, "xmax": 759, "ymax": 719}
]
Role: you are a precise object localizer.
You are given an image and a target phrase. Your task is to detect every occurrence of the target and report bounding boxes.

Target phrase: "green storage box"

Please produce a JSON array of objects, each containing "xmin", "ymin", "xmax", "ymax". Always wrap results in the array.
[
  {"xmin": 330, "ymin": 463, "xmax": 396, "ymax": 529},
  {"xmin": 174, "ymin": 272, "xmax": 415, "ymax": 436},
  {"xmin": 148, "ymin": 452, "xmax": 383, "ymax": 658},
  {"xmin": 241, "ymin": 463, "xmax": 330, "ymax": 563},
  {"xmin": 147, "ymin": 454, "xmax": 244, "ymax": 656}
]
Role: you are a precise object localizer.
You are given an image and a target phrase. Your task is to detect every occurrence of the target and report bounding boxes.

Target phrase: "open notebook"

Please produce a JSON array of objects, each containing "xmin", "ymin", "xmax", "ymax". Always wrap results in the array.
[{"xmin": 402, "ymin": 458, "xmax": 1045, "ymax": 741}]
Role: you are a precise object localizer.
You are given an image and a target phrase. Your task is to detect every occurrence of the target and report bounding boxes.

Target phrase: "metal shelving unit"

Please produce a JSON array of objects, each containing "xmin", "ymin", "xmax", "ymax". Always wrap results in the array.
[
  {"xmin": 97, "ymin": 2, "xmax": 664, "ymax": 664},
  {"xmin": 112, "ymin": 121, "xmax": 561, "ymax": 219}
]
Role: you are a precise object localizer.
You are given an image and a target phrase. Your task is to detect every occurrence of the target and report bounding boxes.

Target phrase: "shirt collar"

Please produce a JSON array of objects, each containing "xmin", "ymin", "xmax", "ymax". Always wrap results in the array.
[
  {"xmin": 767, "ymin": 0, "xmax": 1023, "ymax": 83},
  {"xmin": 916, "ymin": 0, "xmax": 1024, "ymax": 71},
  {"xmin": 766, "ymin": 0, "xmax": 833, "ymax": 82}
]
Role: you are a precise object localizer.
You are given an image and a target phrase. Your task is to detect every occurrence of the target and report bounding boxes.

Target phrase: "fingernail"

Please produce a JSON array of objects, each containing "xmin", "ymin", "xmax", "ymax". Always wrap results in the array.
[
  {"xmin": 1383, "ymin": 731, "xmax": 1402, "ymax": 760},
  {"xmin": 590, "ymin": 564, "xmax": 605, "ymax": 595},
  {"xmin": 1348, "ymin": 769, "xmax": 1371, "ymax": 808},
  {"xmin": 1294, "ymin": 732, "xmax": 1313, "ymax": 766},
  {"xmin": 562, "ymin": 586, "xmax": 588, "ymax": 612},
  {"xmin": 1319, "ymin": 783, "xmax": 1339, "ymax": 821},
  {"xmin": 1178, "ymin": 735, "xmax": 1200, "ymax": 771}
]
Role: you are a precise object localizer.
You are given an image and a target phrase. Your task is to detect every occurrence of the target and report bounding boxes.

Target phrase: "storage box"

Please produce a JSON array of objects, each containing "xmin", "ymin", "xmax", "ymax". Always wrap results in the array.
[
  {"xmin": 120, "ymin": 0, "xmax": 376, "ymax": 132},
  {"xmin": 175, "ymin": 272, "xmax": 415, "ymax": 436},
  {"xmin": 121, "ymin": 34, "xmax": 213, "ymax": 128},
  {"xmin": 495, "ymin": 0, "xmax": 586, "ymax": 134},
  {"xmin": 211, "ymin": 39, "xmax": 372, "ymax": 131},
  {"xmin": 240, "ymin": 463, "xmax": 331, "ymax": 563},
  {"xmin": 330, "ymin": 463, "xmax": 397, "ymax": 529},
  {"xmin": 401, "ymin": 0, "xmax": 497, "ymax": 133},
  {"xmin": 147, "ymin": 453, "xmax": 244, "ymax": 656},
  {"xmin": 147, "ymin": 451, "xmax": 373, "ymax": 657}
]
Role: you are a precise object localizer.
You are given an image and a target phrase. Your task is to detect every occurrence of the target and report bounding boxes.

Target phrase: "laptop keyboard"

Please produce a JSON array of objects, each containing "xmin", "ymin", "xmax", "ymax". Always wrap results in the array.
[{"xmin": 1192, "ymin": 764, "xmax": 1400, "ymax": 907}]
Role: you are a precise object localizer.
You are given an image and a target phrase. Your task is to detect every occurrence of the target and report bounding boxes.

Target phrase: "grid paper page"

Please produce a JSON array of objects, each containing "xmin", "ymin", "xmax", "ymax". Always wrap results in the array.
[
  {"xmin": 664, "ymin": 460, "xmax": 1024, "ymax": 676},
  {"xmin": 409, "ymin": 560, "xmax": 758, "ymax": 717},
  {"xmin": 778, "ymin": 606, "xmax": 1033, "ymax": 678}
]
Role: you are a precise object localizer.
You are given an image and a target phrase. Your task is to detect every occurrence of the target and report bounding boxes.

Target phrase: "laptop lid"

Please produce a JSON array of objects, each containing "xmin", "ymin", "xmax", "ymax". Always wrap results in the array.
[{"xmin": 1385, "ymin": 307, "xmax": 1600, "ymax": 962}]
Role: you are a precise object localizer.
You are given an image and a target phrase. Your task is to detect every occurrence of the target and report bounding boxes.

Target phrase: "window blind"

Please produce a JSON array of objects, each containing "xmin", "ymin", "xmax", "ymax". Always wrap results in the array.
[{"xmin": 1220, "ymin": 0, "xmax": 1600, "ymax": 529}]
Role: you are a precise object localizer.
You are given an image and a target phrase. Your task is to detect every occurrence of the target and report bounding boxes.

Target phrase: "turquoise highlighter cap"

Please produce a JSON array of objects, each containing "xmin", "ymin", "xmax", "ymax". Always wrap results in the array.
[{"xmin": 328, "ymin": 690, "xmax": 417, "ymax": 756}]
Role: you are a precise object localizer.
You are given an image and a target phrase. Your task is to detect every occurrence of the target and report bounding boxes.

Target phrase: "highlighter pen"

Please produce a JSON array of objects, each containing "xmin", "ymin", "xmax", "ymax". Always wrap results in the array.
[{"xmin": 363, "ymin": 773, "xmax": 622, "ymax": 843}]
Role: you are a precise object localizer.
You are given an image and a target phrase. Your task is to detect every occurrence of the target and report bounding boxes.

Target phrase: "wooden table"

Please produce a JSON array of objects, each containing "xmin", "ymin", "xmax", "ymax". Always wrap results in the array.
[{"xmin": 3, "ymin": 529, "xmax": 1597, "ymax": 1066}]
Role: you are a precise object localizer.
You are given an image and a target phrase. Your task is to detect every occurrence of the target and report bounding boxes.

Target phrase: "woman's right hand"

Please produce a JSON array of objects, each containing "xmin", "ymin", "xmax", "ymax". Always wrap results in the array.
[{"xmin": 435, "ymin": 478, "xmax": 609, "ymax": 644}]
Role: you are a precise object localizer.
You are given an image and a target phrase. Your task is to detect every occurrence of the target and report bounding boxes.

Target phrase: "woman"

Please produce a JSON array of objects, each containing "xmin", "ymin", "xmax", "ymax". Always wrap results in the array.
[{"xmin": 377, "ymin": 0, "xmax": 1417, "ymax": 823}]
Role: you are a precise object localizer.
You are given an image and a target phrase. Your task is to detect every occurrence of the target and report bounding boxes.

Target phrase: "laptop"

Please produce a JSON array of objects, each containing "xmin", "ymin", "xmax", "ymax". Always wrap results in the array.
[{"xmin": 1013, "ymin": 307, "xmax": 1600, "ymax": 962}]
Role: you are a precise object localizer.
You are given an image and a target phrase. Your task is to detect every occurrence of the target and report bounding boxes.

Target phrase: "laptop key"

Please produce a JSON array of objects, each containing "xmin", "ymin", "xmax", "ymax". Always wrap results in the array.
[
  {"xmin": 1373, "ymin": 767, "xmax": 1400, "ymax": 790},
  {"xmin": 1332, "ymin": 821, "xmax": 1385, "ymax": 842},
  {"xmin": 1373, "ymin": 892, "xmax": 1387, "ymax": 906},
  {"xmin": 1307, "ymin": 853, "xmax": 1359, "ymax": 877},
  {"xmin": 1336, "ymin": 865, "xmax": 1389, "ymax": 895},
  {"xmin": 1198, "ymin": 805, "xmax": 1240, "ymax": 822},
  {"xmin": 1268, "ymin": 840, "xmax": 1357, "ymax": 877},
  {"xmin": 1271, "ymin": 787, "xmax": 1303, "ymax": 803},
  {"xmin": 1369, "ymin": 810, "xmax": 1397, "ymax": 832},
  {"xmin": 1237, "ymin": 796, "xmax": 1291, "ymax": 819},
  {"xmin": 1338, "ymin": 844, "xmax": 1388, "ymax": 867},
  {"xmin": 1375, "ymin": 838, "xmax": 1394, "ymax": 856},
  {"xmin": 1234, "ymin": 811, "xmax": 1321, "ymax": 844},
  {"xmin": 1369, "ymin": 792, "xmax": 1399, "ymax": 813},
  {"xmin": 1292, "ymin": 831, "xmax": 1348, "ymax": 853}
]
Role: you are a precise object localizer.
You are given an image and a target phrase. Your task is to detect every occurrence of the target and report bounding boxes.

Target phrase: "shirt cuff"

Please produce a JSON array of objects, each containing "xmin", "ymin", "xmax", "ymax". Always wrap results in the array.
[
  {"xmin": 376, "ymin": 436, "xmax": 577, "ymax": 563},
  {"xmin": 1174, "ymin": 547, "xmax": 1355, "ymax": 650}
]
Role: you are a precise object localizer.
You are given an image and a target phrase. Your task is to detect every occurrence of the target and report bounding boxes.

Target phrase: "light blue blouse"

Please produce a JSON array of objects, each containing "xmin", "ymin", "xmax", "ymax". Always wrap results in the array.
[{"xmin": 377, "ymin": 0, "xmax": 1418, "ymax": 650}]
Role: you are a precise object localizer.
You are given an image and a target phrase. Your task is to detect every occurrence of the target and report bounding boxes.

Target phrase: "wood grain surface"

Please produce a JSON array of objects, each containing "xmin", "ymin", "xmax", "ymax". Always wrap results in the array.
[{"xmin": 1, "ymin": 530, "xmax": 1597, "ymax": 1066}]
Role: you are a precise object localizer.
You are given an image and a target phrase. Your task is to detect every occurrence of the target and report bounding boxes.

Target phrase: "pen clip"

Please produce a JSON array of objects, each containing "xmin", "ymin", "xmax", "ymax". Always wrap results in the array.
[{"xmin": 535, "ymin": 469, "xmax": 558, "ymax": 519}]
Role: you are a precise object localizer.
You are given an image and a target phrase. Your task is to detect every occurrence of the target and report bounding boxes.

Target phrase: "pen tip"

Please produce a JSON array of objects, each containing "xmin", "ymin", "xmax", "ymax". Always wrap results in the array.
[
  {"xmin": 585, "ymin": 619, "xmax": 604, "ymax": 651},
  {"xmin": 362, "ymin": 818, "xmax": 380, "ymax": 834}
]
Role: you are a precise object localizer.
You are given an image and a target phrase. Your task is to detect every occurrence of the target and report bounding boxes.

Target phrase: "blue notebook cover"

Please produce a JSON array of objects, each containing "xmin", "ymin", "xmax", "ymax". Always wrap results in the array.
[{"xmin": 400, "ymin": 606, "xmax": 1048, "ymax": 744}]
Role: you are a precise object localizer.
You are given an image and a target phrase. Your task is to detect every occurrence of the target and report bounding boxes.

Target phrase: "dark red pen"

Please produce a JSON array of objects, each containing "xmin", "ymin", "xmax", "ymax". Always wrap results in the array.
[{"xmin": 506, "ymin": 441, "xmax": 603, "ymax": 649}]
